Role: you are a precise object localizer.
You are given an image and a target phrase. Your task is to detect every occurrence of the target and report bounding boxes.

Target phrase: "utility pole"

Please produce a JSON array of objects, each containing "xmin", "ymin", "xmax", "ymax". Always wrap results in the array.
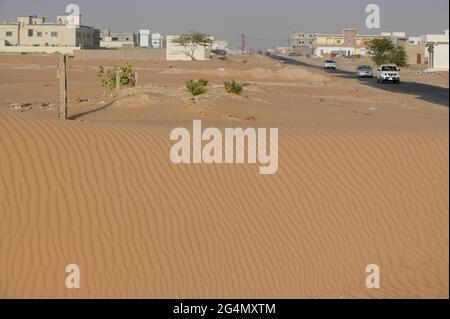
[
  {"xmin": 241, "ymin": 34, "xmax": 246, "ymax": 55},
  {"xmin": 57, "ymin": 54, "xmax": 67, "ymax": 120},
  {"xmin": 115, "ymin": 68, "xmax": 121, "ymax": 95}
]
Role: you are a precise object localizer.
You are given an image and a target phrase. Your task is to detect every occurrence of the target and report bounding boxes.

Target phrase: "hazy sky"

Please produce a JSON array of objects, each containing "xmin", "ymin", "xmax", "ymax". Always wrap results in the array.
[{"xmin": 0, "ymin": 0, "xmax": 448, "ymax": 48}]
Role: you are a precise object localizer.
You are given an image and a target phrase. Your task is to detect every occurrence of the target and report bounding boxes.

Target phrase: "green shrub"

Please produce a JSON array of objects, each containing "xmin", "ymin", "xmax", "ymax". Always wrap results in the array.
[
  {"xmin": 97, "ymin": 63, "xmax": 136, "ymax": 91},
  {"xmin": 186, "ymin": 79, "xmax": 208, "ymax": 96},
  {"xmin": 224, "ymin": 80, "xmax": 244, "ymax": 95}
]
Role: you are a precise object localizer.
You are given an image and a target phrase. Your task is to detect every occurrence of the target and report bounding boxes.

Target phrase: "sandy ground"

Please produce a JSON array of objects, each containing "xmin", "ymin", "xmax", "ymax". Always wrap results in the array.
[{"xmin": 0, "ymin": 54, "xmax": 448, "ymax": 298}]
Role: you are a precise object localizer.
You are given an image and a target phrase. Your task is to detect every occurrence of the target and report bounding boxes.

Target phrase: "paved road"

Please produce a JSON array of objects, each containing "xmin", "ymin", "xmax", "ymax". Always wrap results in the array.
[{"xmin": 271, "ymin": 55, "xmax": 449, "ymax": 108}]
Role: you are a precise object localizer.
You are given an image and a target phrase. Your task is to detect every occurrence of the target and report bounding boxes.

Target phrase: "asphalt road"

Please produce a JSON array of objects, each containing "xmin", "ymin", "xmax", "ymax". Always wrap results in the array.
[{"xmin": 271, "ymin": 55, "xmax": 449, "ymax": 108}]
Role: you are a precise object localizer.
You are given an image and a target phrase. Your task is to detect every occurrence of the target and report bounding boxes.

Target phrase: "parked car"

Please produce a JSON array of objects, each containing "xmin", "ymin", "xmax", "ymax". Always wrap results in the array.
[
  {"xmin": 323, "ymin": 60, "xmax": 337, "ymax": 70},
  {"xmin": 356, "ymin": 65, "xmax": 373, "ymax": 78},
  {"xmin": 377, "ymin": 64, "xmax": 401, "ymax": 83},
  {"xmin": 279, "ymin": 59, "xmax": 288, "ymax": 64},
  {"xmin": 288, "ymin": 52, "xmax": 298, "ymax": 57}
]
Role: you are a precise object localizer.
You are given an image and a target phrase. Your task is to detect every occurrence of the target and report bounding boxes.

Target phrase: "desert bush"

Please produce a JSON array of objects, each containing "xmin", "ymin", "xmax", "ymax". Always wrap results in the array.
[
  {"xmin": 224, "ymin": 80, "xmax": 244, "ymax": 95},
  {"xmin": 97, "ymin": 63, "xmax": 136, "ymax": 91},
  {"xmin": 186, "ymin": 79, "xmax": 209, "ymax": 96}
]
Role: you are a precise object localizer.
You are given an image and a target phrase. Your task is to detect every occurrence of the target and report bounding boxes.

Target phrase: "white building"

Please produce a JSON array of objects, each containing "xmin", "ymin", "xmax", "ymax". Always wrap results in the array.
[
  {"xmin": 166, "ymin": 35, "xmax": 213, "ymax": 61},
  {"xmin": 139, "ymin": 29, "xmax": 150, "ymax": 47},
  {"xmin": 100, "ymin": 29, "xmax": 137, "ymax": 48},
  {"xmin": 314, "ymin": 46, "xmax": 355, "ymax": 57},
  {"xmin": 151, "ymin": 33, "xmax": 162, "ymax": 48},
  {"xmin": 212, "ymin": 40, "xmax": 228, "ymax": 51},
  {"xmin": 424, "ymin": 32, "xmax": 449, "ymax": 70},
  {"xmin": 381, "ymin": 31, "xmax": 406, "ymax": 37},
  {"xmin": 408, "ymin": 36, "xmax": 424, "ymax": 45}
]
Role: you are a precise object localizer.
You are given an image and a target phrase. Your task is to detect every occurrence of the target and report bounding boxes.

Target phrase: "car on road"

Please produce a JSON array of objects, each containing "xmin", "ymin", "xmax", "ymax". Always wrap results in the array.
[
  {"xmin": 377, "ymin": 64, "xmax": 401, "ymax": 83},
  {"xmin": 356, "ymin": 65, "xmax": 373, "ymax": 78},
  {"xmin": 288, "ymin": 52, "xmax": 299, "ymax": 57},
  {"xmin": 279, "ymin": 59, "xmax": 288, "ymax": 64},
  {"xmin": 323, "ymin": 60, "xmax": 337, "ymax": 70}
]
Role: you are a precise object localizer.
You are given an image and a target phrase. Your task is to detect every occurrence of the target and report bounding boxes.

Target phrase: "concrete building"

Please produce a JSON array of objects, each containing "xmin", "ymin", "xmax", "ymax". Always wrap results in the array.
[
  {"xmin": 0, "ymin": 15, "xmax": 99, "ymax": 53},
  {"xmin": 423, "ymin": 31, "xmax": 449, "ymax": 70},
  {"xmin": 151, "ymin": 33, "xmax": 163, "ymax": 48},
  {"xmin": 292, "ymin": 29, "xmax": 384, "ymax": 57},
  {"xmin": 381, "ymin": 31, "xmax": 408, "ymax": 47},
  {"xmin": 291, "ymin": 32, "xmax": 315, "ymax": 56},
  {"xmin": 408, "ymin": 36, "xmax": 424, "ymax": 45},
  {"xmin": 405, "ymin": 43, "xmax": 426, "ymax": 65},
  {"xmin": 166, "ymin": 35, "xmax": 213, "ymax": 61},
  {"xmin": 212, "ymin": 40, "xmax": 228, "ymax": 51},
  {"xmin": 100, "ymin": 28, "xmax": 137, "ymax": 48},
  {"xmin": 139, "ymin": 29, "xmax": 150, "ymax": 48},
  {"xmin": 314, "ymin": 29, "xmax": 384, "ymax": 57}
]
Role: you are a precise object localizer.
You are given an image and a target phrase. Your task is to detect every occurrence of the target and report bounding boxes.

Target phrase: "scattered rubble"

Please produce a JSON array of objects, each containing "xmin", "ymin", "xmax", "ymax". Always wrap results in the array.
[
  {"xmin": 10, "ymin": 102, "xmax": 33, "ymax": 112},
  {"xmin": 40, "ymin": 102, "xmax": 55, "ymax": 111}
]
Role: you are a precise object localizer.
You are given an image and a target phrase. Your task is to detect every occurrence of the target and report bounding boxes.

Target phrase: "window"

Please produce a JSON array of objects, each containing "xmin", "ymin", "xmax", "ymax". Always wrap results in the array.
[
  {"xmin": 51, "ymin": 31, "xmax": 58, "ymax": 37},
  {"xmin": 37, "ymin": 31, "xmax": 42, "ymax": 37},
  {"xmin": 336, "ymin": 40, "xmax": 341, "ymax": 44},
  {"xmin": 28, "ymin": 29, "xmax": 33, "ymax": 37},
  {"xmin": 5, "ymin": 31, "xmax": 13, "ymax": 37},
  {"xmin": 112, "ymin": 37, "xmax": 119, "ymax": 41}
]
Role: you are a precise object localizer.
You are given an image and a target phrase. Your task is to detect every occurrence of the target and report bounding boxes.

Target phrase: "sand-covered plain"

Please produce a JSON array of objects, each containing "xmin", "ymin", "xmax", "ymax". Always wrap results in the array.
[{"xmin": 0, "ymin": 54, "xmax": 448, "ymax": 298}]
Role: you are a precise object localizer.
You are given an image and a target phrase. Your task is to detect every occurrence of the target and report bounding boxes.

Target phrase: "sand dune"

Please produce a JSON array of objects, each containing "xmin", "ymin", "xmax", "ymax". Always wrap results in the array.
[
  {"xmin": 0, "ymin": 112, "xmax": 447, "ymax": 298},
  {"xmin": 160, "ymin": 66, "xmax": 331, "ymax": 83}
]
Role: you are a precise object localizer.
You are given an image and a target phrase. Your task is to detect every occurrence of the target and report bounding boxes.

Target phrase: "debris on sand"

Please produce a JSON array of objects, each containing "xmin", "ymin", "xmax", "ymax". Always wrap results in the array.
[
  {"xmin": 227, "ymin": 114, "xmax": 256, "ymax": 121},
  {"xmin": 40, "ymin": 102, "xmax": 55, "ymax": 111},
  {"xmin": 10, "ymin": 102, "xmax": 33, "ymax": 112}
]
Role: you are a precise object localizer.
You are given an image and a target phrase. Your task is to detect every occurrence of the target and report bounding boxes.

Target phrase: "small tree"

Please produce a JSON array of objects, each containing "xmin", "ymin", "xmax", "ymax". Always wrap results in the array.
[
  {"xmin": 389, "ymin": 46, "xmax": 408, "ymax": 67},
  {"xmin": 172, "ymin": 32, "xmax": 212, "ymax": 61},
  {"xmin": 366, "ymin": 38, "xmax": 408, "ymax": 66},
  {"xmin": 97, "ymin": 63, "xmax": 136, "ymax": 92},
  {"xmin": 366, "ymin": 38, "xmax": 395, "ymax": 65}
]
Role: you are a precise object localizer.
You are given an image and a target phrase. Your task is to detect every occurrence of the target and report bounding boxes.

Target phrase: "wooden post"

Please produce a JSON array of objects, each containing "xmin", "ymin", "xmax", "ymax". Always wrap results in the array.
[
  {"xmin": 134, "ymin": 72, "xmax": 138, "ymax": 87},
  {"xmin": 57, "ymin": 55, "xmax": 68, "ymax": 120},
  {"xmin": 115, "ymin": 68, "xmax": 121, "ymax": 95}
]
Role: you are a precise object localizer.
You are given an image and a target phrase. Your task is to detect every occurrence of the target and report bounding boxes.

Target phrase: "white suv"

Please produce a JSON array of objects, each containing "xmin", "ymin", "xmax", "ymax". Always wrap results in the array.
[
  {"xmin": 323, "ymin": 60, "xmax": 337, "ymax": 70},
  {"xmin": 377, "ymin": 64, "xmax": 401, "ymax": 83}
]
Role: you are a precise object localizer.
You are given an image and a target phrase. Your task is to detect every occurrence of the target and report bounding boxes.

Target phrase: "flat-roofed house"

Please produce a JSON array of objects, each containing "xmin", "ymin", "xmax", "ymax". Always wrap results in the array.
[
  {"xmin": 0, "ymin": 15, "xmax": 99, "ymax": 54},
  {"xmin": 424, "ymin": 31, "xmax": 449, "ymax": 70}
]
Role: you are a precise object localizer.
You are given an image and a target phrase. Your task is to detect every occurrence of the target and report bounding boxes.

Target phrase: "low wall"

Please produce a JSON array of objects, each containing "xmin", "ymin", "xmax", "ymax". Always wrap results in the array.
[
  {"xmin": 0, "ymin": 45, "xmax": 79, "ymax": 55},
  {"xmin": 73, "ymin": 48, "xmax": 166, "ymax": 60}
]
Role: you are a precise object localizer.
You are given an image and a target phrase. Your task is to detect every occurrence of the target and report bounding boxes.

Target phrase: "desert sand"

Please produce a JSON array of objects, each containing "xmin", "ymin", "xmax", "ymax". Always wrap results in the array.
[{"xmin": 0, "ymin": 54, "xmax": 448, "ymax": 298}]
